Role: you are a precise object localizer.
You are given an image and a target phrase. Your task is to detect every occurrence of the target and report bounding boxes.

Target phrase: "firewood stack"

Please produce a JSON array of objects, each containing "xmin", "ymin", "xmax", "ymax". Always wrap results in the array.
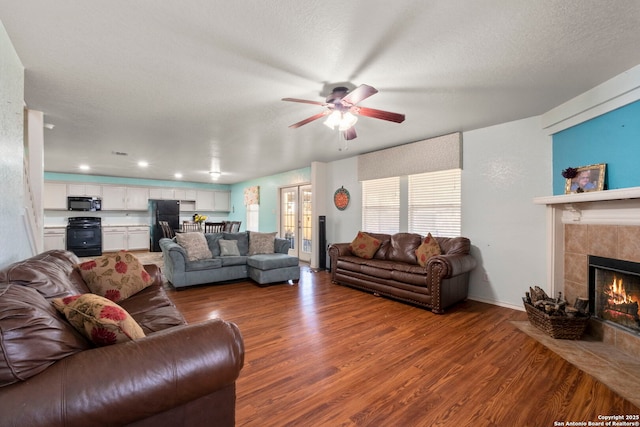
[{"xmin": 523, "ymin": 286, "xmax": 589, "ymax": 318}]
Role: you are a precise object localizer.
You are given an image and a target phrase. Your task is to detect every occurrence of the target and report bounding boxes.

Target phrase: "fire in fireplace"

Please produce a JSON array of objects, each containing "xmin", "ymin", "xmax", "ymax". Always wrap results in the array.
[{"xmin": 588, "ymin": 256, "xmax": 640, "ymax": 335}]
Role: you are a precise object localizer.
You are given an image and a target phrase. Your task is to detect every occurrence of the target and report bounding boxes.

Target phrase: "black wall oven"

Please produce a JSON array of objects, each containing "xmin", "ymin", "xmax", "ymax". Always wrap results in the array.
[{"xmin": 66, "ymin": 217, "xmax": 102, "ymax": 257}]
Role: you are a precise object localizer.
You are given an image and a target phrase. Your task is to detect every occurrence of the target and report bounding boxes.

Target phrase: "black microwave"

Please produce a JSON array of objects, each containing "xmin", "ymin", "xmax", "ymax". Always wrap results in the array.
[{"xmin": 68, "ymin": 196, "xmax": 102, "ymax": 211}]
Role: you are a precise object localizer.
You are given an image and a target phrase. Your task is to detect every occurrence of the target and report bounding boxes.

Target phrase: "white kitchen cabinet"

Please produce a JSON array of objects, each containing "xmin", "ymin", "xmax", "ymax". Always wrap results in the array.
[
  {"xmin": 101, "ymin": 186, "xmax": 127, "ymax": 210},
  {"xmin": 148, "ymin": 188, "xmax": 163, "ymax": 200},
  {"xmin": 213, "ymin": 191, "xmax": 231, "ymax": 212},
  {"xmin": 196, "ymin": 190, "xmax": 215, "ymax": 211},
  {"xmin": 44, "ymin": 228, "xmax": 66, "ymax": 250},
  {"xmin": 149, "ymin": 187, "xmax": 177, "ymax": 200},
  {"xmin": 102, "ymin": 227, "xmax": 127, "ymax": 252},
  {"xmin": 174, "ymin": 189, "xmax": 197, "ymax": 201},
  {"xmin": 127, "ymin": 226, "xmax": 150, "ymax": 250},
  {"xmin": 67, "ymin": 184, "xmax": 102, "ymax": 197},
  {"xmin": 43, "ymin": 182, "xmax": 68, "ymax": 210},
  {"xmin": 126, "ymin": 187, "xmax": 149, "ymax": 210}
]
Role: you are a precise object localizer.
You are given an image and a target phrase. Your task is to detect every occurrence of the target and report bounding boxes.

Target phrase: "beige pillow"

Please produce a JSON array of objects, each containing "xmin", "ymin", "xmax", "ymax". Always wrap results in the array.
[
  {"xmin": 219, "ymin": 239, "xmax": 241, "ymax": 256},
  {"xmin": 349, "ymin": 231, "xmax": 381, "ymax": 259},
  {"xmin": 52, "ymin": 294, "xmax": 145, "ymax": 347},
  {"xmin": 415, "ymin": 233, "xmax": 441, "ymax": 267},
  {"xmin": 248, "ymin": 231, "xmax": 277, "ymax": 255},
  {"xmin": 175, "ymin": 232, "xmax": 212, "ymax": 261},
  {"xmin": 76, "ymin": 251, "xmax": 153, "ymax": 302}
]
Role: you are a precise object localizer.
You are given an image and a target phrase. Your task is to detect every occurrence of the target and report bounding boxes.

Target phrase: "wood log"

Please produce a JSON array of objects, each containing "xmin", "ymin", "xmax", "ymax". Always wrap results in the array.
[{"xmin": 574, "ymin": 297, "xmax": 589, "ymax": 314}]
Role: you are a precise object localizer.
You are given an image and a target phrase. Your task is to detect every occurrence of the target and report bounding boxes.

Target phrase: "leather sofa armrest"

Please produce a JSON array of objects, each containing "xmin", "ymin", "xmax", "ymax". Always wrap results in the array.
[
  {"xmin": 143, "ymin": 263, "xmax": 163, "ymax": 287},
  {"xmin": 328, "ymin": 243, "xmax": 352, "ymax": 281},
  {"xmin": 0, "ymin": 319, "xmax": 244, "ymax": 427},
  {"xmin": 427, "ymin": 253, "xmax": 477, "ymax": 279}
]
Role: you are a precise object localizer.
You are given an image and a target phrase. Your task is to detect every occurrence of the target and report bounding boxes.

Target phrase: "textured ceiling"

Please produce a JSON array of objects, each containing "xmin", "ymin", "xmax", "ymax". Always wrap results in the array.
[{"xmin": 2, "ymin": 1, "xmax": 640, "ymax": 184}]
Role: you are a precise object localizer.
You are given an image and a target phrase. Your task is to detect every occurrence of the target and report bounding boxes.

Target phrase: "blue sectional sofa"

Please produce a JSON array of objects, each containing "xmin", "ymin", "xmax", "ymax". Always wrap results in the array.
[{"xmin": 160, "ymin": 231, "xmax": 300, "ymax": 288}]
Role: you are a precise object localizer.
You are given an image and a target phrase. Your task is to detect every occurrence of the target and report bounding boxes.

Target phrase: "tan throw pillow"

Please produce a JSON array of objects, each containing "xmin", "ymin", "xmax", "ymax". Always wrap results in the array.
[
  {"xmin": 77, "ymin": 251, "xmax": 153, "ymax": 302},
  {"xmin": 52, "ymin": 294, "xmax": 145, "ymax": 347},
  {"xmin": 349, "ymin": 231, "xmax": 381, "ymax": 259},
  {"xmin": 248, "ymin": 231, "xmax": 277, "ymax": 255},
  {"xmin": 175, "ymin": 232, "xmax": 213, "ymax": 261},
  {"xmin": 415, "ymin": 233, "xmax": 442, "ymax": 267},
  {"xmin": 219, "ymin": 239, "xmax": 240, "ymax": 256}
]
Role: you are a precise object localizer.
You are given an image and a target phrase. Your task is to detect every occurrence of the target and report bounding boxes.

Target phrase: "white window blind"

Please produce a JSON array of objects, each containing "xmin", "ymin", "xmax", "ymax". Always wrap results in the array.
[
  {"xmin": 362, "ymin": 177, "xmax": 400, "ymax": 233},
  {"xmin": 408, "ymin": 169, "xmax": 461, "ymax": 237}
]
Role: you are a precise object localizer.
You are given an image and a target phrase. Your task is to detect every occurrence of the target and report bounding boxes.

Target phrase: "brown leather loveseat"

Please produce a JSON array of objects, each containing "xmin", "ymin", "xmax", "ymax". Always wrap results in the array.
[
  {"xmin": 329, "ymin": 232, "xmax": 477, "ymax": 313},
  {"xmin": 0, "ymin": 250, "xmax": 244, "ymax": 427}
]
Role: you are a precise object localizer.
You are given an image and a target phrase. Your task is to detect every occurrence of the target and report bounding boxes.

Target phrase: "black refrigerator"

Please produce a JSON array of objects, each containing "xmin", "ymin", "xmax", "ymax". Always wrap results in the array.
[{"xmin": 149, "ymin": 199, "xmax": 180, "ymax": 252}]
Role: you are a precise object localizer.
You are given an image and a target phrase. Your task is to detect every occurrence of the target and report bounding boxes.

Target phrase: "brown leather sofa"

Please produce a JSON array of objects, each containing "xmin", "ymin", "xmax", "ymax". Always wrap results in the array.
[
  {"xmin": 329, "ymin": 233, "xmax": 477, "ymax": 313},
  {"xmin": 0, "ymin": 250, "xmax": 244, "ymax": 427}
]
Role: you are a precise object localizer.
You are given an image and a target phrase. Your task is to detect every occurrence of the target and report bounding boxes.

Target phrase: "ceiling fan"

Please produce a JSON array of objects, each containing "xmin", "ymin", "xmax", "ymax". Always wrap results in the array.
[{"xmin": 282, "ymin": 84, "xmax": 405, "ymax": 140}]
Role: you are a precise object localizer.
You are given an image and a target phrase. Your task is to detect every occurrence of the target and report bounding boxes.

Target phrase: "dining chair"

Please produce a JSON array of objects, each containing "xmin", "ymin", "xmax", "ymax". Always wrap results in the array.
[
  {"xmin": 204, "ymin": 222, "xmax": 225, "ymax": 233},
  {"xmin": 159, "ymin": 220, "xmax": 175, "ymax": 239},
  {"xmin": 182, "ymin": 221, "xmax": 202, "ymax": 232},
  {"xmin": 222, "ymin": 221, "xmax": 242, "ymax": 233}
]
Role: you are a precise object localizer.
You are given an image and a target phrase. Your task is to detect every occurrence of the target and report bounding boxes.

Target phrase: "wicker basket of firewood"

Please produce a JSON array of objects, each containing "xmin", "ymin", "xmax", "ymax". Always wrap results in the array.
[{"xmin": 523, "ymin": 286, "xmax": 590, "ymax": 340}]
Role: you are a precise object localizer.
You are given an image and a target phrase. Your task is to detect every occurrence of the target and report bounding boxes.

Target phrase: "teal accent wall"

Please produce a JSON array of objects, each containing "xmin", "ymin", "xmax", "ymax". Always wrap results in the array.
[
  {"xmin": 228, "ymin": 167, "xmax": 311, "ymax": 232},
  {"xmin": 44, "ymin": 172, "xmax": 230, "ymax": 190},
  {"xmin": 552, "ymin": 100, "xmax": 640, "ymax": 194}
]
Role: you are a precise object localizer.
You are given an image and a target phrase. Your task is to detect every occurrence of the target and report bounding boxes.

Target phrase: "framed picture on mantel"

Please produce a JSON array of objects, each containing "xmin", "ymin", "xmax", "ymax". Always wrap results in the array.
[{"xmin": 564, "ymin": 163, "xmax": 606, "ymax": 194}]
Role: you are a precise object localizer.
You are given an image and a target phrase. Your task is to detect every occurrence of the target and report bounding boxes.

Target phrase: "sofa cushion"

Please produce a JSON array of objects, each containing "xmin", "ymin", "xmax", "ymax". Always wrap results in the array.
[
  {"xmin": 387, "ymin": 233, "xmax": 422, "ymax": 264},
  {"xmin": 349, "ymin": 231, "xmax": 381, "ymax": 259},
  {"xmin": 0, "ymin": 250, "xmax": 90, "ymax": 298},
  {"xmin": 205, "ymin": 233, "xmax": 224, "ymax": 257},
  {"xmin": 247, "ymin": 253, "xmax": 299, "ymax": 270},
  {"xmin": 118, "ymin": 284, "xmax": 187, "ymax": 334},
  {"xmin": 77, "ymin": 251, "xmax": 153, "ymax": 302},
  {"xmin": 175, "ymin": 232, "xmax": 213, "ymax": 261},
  {"xmin": 248, "ymin": 231, "xmax": 277, "ymax": 255},
  {"xmin": 53, "ymin": 293, "xmax": 146, "ymax": 347},
  {"xmin": 415, "ymin": 233, "xmax": 442, "ymax": 267},
  {"xmin": 219, "ymin": 239, "xmax": 241, "ymax": 256},
  {"xmin": 220, "ymin": 255, "xmax": 248, "ymax": 267},
  {"xmin": 185, "ymin": 257, "xmax": 223, "ymax": 271},
  {"xmin": 0, "ymin": 284, "xmax": 90, "ymax": 387},
  {"xmin": 223, "ymin": 232, "xmax": 249, "ymax": 255}
]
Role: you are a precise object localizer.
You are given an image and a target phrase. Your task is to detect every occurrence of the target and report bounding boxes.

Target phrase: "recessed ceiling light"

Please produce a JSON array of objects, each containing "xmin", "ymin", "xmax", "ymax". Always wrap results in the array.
[
  {"xmin": 43, "ymin": 123, "xmax": 55, "ymax": 130},
  {"xmin": 210, "ymin": 171, "xmax": 221, "ymax": 180},
  {"xmin": 174, "ymin": 173, "xmax": 183, "ymax": 179},
  {"xmin": 79, "ymin": 164, "xmax": 90, "ymax": 171},
  {"xmin": 138, "ymin": 161, "xmax": 149, "ymax": 167}
]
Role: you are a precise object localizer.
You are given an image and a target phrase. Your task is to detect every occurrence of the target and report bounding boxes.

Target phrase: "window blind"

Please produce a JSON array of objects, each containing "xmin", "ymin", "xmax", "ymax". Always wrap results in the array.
[
  {"xmin": 362, "ymin": 177, "xmax": 400, "ymax": 234},
  {"xmin": 408, "ymin": 169, "xmax": 461, "ymax": 237}
]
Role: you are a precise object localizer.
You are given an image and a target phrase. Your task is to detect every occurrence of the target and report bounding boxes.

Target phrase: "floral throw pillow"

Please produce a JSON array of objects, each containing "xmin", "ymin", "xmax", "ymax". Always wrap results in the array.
[
  {"xmin": 349, "ymin": 231, "xmax": 381, "ymax": 259},
  {"xmin": 415, "ymin": 233, "xmax": 442, "ymax": 267},
  {"xmin": 175, "ymin": 232, "xmax": 213, "ymax": 261},
  {"xmin": 76, "ymin": 251, "xmax": 153, "ymax": 303},
  {"xmin": 52, "ymin": 294, "xmax": 145, "ymax": 347}
]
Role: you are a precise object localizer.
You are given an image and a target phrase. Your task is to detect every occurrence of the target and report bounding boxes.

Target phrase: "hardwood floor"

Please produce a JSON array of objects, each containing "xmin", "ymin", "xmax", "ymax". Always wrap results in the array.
[{"xmin": 166, "ymin": 267, "xmax": 639, "ymax": 426}]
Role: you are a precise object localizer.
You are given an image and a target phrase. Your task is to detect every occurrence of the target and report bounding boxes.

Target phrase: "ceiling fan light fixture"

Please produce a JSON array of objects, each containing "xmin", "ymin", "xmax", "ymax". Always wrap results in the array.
[
  {"xmin": 338, "ymin": 112, "xmax": 358, "ymax": 131},
  {"xmin": 323, "ymin": 110, "xmax": 342, "ymax": 129}
]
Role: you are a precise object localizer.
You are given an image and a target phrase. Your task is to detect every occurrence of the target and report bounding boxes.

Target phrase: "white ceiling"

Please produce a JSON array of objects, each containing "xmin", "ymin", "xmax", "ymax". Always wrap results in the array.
[{"xmin": 2, "ymin": 1, "xmax": 640, "ymax": 184}]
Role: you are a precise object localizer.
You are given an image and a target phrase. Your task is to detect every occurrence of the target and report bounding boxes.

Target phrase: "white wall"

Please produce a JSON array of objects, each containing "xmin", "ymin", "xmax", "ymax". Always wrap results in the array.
[
  {"xmin": 323, "ymin": 116, "xmax": 551, "ymax": 310},
  {"xmin": 0, "ymin": 22, "xmax": 31, "ymax": 268},
  {"xmin": 462, "ymin": 116, "xmax": 552, "ymax": 309}
]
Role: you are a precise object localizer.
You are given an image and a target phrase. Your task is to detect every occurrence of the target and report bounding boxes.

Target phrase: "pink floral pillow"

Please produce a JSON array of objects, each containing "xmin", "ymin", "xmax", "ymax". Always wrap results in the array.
[
  {"xmin": 52, "ymin": 294, "xmax": 145, "ymax": 346},
  {"xmin": 76, "ymin": 251, "xmax": 153, "ymax": 302},
  {"xmin": 349, "ymin": 231, "xmax": 381, "ymax": 259},
  {"xmin": 415, "ymin": 233, "xmax": 442, "ymax": 267}
]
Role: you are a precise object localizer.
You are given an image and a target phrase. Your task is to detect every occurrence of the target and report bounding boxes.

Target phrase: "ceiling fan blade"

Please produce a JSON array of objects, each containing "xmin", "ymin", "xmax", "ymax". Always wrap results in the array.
[
  {"xmin": 288, "ymin": 111, "xmax": 329, "ymax": 128},
  {"xmin": 353, "ymin": 106, "xmax": 405, "ymax": 123},
  {"xmin": 341, "ymin": 84, "xmax": 378, "ymax": 106},
  {"xmin": 343, "ymin": 126, "xmax": 357, "ymax": 140},
  {"xmin": 282, "ymin": 97, "xmax": 326, "ymax": 106}
]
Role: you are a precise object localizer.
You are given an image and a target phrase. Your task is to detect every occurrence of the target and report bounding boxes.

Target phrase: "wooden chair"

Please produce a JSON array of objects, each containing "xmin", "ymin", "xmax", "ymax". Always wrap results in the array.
[
  {"xmin": 223, "ymin": 221, "xmax": 241, "ymax": 233},
  {"xmin": 158, "ymin": 221, "xmax": 175, "ymax": 239},
  {"xmin": 182, "ymin": 221, "xmax": 202, "ymax": 232},
  {"xmin": 204, "ymin": 222, "xmax": 225, "ymax": 233}
]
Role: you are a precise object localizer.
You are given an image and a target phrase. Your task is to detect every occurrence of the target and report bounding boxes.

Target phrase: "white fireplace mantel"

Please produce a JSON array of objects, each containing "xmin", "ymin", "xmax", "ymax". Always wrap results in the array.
[{"xmin": 533, "ymin": 186, "xmax": 640, "ymax": 225}]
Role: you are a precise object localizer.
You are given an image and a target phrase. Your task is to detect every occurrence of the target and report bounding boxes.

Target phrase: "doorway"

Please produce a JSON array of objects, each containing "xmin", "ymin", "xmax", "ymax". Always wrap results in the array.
[{"xmin": 280, "ymin": 184, "xmax": 312, "ymax": 262}]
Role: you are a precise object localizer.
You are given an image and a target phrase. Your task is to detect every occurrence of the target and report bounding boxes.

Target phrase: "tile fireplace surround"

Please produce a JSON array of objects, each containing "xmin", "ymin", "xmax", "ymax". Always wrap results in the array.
[{"xmin": 531, "ymin": 188, "xmax": 640, "ymax": 406}]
